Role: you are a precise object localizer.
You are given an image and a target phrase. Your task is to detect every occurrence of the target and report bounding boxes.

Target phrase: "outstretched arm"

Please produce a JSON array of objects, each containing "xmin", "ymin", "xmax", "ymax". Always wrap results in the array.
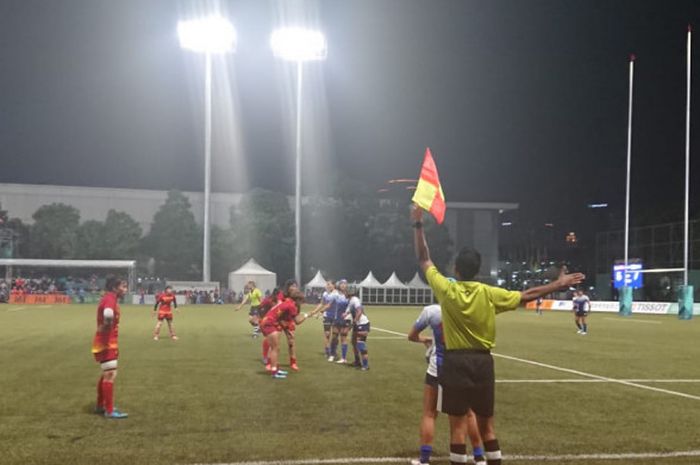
[
  {"xmin": 520, "ymin": 268, "xmax": 585, "ymax": 303},
  {"xmin": 407, "ymin": 325, "xmax": 433, "ymax": 348},
  {"xmin": 411, "ymin": 204, "xmax": 434, "ymax": 274}
]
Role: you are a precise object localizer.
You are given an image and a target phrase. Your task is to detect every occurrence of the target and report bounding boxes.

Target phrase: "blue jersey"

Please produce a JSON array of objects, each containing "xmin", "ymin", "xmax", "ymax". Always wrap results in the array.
[
  {"xmin": 413, "ymin": 304, "xmax": 444, "ymax": 377},
  {"xmin": 322, "ymin": 291, "xmax": 339, "ymax": 319},
  {"xmin": 335, "ymin": 293, "xmax": 349, "ymax": 320}
]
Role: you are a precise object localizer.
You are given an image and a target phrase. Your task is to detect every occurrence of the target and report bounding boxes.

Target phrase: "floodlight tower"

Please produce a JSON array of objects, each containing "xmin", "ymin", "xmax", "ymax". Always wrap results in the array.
[
  {"xmin": 270, "ymin": 27, "xmax": 327, "ymax": 285},
  {"xmin": 177, "ymin": 16, "xmax": 236, "ymax": 282}
]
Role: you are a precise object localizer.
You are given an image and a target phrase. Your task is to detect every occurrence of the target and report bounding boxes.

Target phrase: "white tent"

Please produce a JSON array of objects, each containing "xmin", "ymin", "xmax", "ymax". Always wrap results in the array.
[
  {"xmin": 382, "ymin": 272, "xmax": 409, "ymax": 304},
  {"xmin": 406, "ymin": 271, "xmax": 434, "ymax": 305},
  {"xmin": 382, "ymin": 272, "xmax": 409, "ymax": 289},
  {"xmin": 228, "ymin": 259, "xmax": 277, "ymax": 295},
  {"xmin": 305, "ymin": 270, "xmax": 328, "ymax": 289},
  {"xmin": 358, "ymin": 271, "xmax": 384, "ymax": 304},
  {"xmin": 407, "ymin": 272, "xmax": 430, "ymax": 289},
  {"xmin": 357, "ymin": 271, "xmax": 383, "ymax": 288}
]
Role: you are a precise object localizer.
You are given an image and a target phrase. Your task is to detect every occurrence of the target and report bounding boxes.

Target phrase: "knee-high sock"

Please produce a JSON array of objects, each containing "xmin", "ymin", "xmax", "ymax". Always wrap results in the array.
[
  {"xmin": 341, "ymin": 343, "xmax": 348, "ymax": 359},
  {"xmin": 96, "ymin": 378, "xmax": 104, "ymax": 408},
  {"xmin": 484, "ymin": 439, "xmax": 501, "ymax": 465},
  {"xmin": 262, "ymin": 339, "xmax": 270, "ymax": 358},
  {"xmin": 450, "ymin": 443, "xmax": 467, "ymax": 465},
  {"xmin": 102, "ymin": 380, "xmax": 114, "ymax": 415}
]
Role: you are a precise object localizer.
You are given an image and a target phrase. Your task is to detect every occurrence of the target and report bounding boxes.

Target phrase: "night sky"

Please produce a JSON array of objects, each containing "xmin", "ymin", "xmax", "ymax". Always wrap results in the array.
[{"xmin": 1, "ymin": 0, "xmax": 699, "ymax": 230}]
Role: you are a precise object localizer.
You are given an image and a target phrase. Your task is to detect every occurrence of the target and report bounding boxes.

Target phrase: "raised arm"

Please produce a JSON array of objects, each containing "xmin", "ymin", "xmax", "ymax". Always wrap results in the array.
[{"xmin": 411, "ymin": 204, "xmax": 434, "ymax": 274}]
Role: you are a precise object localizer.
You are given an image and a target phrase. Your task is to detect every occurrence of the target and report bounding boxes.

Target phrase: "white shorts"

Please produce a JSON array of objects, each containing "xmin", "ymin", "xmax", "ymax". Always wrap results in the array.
[{"xmin": 100, "ymin": 359, "xmax": 118, "ymax": 371}]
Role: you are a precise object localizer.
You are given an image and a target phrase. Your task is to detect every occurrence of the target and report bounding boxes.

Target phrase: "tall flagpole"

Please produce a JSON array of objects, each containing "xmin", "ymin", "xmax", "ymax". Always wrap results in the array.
[
  {"xmin": 621, "ymin": 54, "xmax": 635, "ymax": 316},
  {"xmin": 683, "ymin": 26, "xmax": 691, "ymax": 287}
]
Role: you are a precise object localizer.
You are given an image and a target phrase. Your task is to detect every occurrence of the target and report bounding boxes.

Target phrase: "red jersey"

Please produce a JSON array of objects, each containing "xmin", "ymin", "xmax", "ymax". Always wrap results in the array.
[
  {"xmin": 259, "ymin": 296, "xmax": 277, "ymax": 317},
  {"xmin": 92, "ymin": 292, "xmax": 120, "ymax": 354},
  {"xmin": 155, "ymin": 293, "xmax": 177, "ymax": 315},
  {"xmin": 261, "ymin": 298, "xmax": 299, "ymax": 327}
]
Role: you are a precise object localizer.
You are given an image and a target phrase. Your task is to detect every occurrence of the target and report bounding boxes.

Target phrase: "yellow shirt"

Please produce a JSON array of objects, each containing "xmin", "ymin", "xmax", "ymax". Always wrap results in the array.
[
  {"xmin": 249, "ymin": 288, "xmax": 263, "ymax": 306},
  {"xmin": 425, "ymin": 265, "xmax": 521, "ymax": 350}
]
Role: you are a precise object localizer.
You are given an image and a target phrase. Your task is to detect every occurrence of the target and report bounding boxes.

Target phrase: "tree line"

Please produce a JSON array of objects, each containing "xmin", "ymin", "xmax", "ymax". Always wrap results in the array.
[{"xmin": 0, "ymin": 188, "xmax": 452, "ymax": 285}]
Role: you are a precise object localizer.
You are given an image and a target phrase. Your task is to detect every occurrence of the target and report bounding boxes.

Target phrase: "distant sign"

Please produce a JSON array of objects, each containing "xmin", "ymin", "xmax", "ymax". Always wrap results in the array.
[{"xmin": 613, "ymin": 263, "xmax": 643, "ymax": 289}]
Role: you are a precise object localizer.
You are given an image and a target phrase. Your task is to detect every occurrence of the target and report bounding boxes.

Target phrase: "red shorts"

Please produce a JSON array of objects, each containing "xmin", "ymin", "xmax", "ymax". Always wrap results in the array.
[
  {"xmin": 94, "ymin": 349, "xmax": 119, "ymax": 364},
  {"xmin": 261, "ymin": 322, "xmax": 282, "ymax": 337},
  {"xmin": 158, "ymin": 312, "xmax": 173, "ymax": 321},
  {"xmin": 282, "ymin": 321, "xmax": 296, "ymax": 332}
]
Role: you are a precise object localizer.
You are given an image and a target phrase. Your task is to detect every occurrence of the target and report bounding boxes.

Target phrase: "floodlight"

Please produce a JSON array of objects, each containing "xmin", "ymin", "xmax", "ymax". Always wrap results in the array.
[
  {"xmin": 177, "ymin": 15, "xmax": 236, "ymax": 54},
  {"xmin": 270, "ymin": 27, "xmax": 327, "ymax": 61}
]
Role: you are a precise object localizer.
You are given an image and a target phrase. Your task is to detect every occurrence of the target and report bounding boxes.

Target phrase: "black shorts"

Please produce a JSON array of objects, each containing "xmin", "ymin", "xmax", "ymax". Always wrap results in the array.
[
  {"xmin": 353, "ymin": 322, "xmax": 371, "ymax": 333},
  {"xmin": 437, "ymin": 349, "xmax": 495, "ymax": 417},
  {"xmin": 323, "ymin": 316, "xmax": 334, "ymax": 332},
  {"xmin": 249, "ymin": 306, "xmax": 261, "ymax": 317},
  {"xmin": 425, "ymin": 372, "xmax": 439, "ymax": 388},
  {"xmin": 334, "ymin": 319, "xmax": 352, "ymax": 329},
  {"xmin": 575, "ymin": 310, "xmax": 588, "ymax": 317}
]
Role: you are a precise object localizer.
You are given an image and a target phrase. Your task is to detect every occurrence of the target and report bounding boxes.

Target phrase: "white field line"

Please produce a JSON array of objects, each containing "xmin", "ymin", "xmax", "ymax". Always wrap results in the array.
[
  {"xmin": 371, "ymin": 336, "xmax": 407, "ymax": 340},
  {"xmin": 494, "ymin": 354, "xmax": 700, "ymax": 401},
  {"xmin": 6, "ymin": 306, "xmax": 26, "ymax": 312},
  {"xmin": 373, "ymin": 326, "xmax": 700, "ymax": 401},
  {"xmin": 192, "ymin": 448, "xmax": 700, "ymax": 465},
  {"xmin": 603, "ymin": 317, "xmax": 661, "ymax": 324},
  {"xmin": 371, "ymin": 327, "xmax": 408, "ymax": 337},
  {"xmin": 498, "ymin": 379, "xmax": 700, "ymax": 383}
]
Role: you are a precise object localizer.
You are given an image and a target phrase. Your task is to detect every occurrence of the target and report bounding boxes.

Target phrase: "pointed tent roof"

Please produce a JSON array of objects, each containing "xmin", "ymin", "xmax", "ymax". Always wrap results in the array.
[
  {"xmin": 407, "ymin": 272, "xmax": 431, "ymax": 289},
  {"xmin": 382, "ymin": 272, "xmax": 409, "ymax": 289},
  {"xmin": 357, "ymin": 271, "xmax": 383, "ymax": 288},
  {"xmin": 231, "ymin": 258, "xmax": 275, "ymax": 276},
  {"xmin": 305, "ymin": 270, "xmax": 328, "ymax": 288}
]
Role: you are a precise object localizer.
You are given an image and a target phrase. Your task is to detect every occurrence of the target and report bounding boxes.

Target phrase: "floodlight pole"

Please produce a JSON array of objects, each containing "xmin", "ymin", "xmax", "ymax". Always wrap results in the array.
[
  {"xmin": 203, "ymin": 52, "xmax": 213, "ymax": 283},
  {"xmin": 620, "ymin": 54, "xmax": 635, "ymax": 316},
  {"xmin": 683, "ymin": 27, "xmax": 691, "ymax": 288},
  {"xmin": 294, "ymin": 61, "xmax": 303, "ymax": 286}
]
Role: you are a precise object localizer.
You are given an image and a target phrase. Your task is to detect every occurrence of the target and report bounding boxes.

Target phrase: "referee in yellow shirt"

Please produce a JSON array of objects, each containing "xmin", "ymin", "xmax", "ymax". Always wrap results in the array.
[
  {"xmin": 236, "ymin": 281, "xmax": 264, "ymax": 337},
  {"xmin": 411, "ymin": 205, "xmax": 584, "ymax": 465}
]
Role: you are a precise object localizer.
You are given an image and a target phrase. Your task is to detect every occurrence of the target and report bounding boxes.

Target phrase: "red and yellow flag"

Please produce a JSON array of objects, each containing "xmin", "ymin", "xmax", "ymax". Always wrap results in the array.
[{"xmin": 411, "ymin": 147, "xmax": 446, "ymax": 224}]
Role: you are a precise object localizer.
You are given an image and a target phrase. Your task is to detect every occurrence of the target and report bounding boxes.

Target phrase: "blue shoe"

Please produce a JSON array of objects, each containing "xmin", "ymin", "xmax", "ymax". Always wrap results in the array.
[
  {"xmin": 272, "ymin": 372, "xmax": 287, "ymax": 379},
  {"xmin": 104, "ymin": 409, "xmax": 128, "ymax": 419}
]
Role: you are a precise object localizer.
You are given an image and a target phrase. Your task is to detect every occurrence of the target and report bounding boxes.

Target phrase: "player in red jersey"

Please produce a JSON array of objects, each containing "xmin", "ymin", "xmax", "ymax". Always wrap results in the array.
[
  {"xmin": 152, "ymin": 286, "xmax": 179, "ymax": 341},
  {"xmin": 259, "ymin": 288, "xmax": 282, "ymax": 364},
  {"xmin": 260, "ymin": 287, "xmax": 320, "ymax": 378},
  {"xmin": 91, "ymin": 276, "xmax": 129, "ymax": 419}
]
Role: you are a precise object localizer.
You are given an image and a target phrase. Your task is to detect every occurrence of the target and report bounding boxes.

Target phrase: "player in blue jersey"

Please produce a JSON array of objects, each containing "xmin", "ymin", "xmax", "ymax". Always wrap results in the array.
[
  {"xmin": 312, "ymin": 281, "xmax": 339, "ymax": 360},
  {"xmin": 572, "ymin": 289, "xmax": 591, "ymax": 335},
  {"xmin": 345, "ymin": 288, "xmax": 370, "ymax": 370},
  {"xmin": 331, "ymin": 280, "xmax": 352, "ymax": 364},
  {"xmin": 408, "ymin": 304, "xmax": 485, "ymax": 465}
]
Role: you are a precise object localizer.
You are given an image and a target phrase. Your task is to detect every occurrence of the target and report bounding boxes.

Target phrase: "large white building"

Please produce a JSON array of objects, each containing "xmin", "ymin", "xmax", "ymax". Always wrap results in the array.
[{"xmin": 0, "ymin": 183, "xmax": 517, "ymax": 280}]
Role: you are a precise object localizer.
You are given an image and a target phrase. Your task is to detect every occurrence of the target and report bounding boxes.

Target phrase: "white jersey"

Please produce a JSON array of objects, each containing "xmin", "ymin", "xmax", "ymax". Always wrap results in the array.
[
  {"xmin": 346, "ymin": 296, "xmax": 369, "ymax": 325},
  {"xmin": 413, "ymin": 304, "xmax": 444, "ymax": 377}
]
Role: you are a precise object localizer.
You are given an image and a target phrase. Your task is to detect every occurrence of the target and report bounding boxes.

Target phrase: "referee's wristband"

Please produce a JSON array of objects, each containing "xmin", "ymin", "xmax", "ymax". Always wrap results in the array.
[{"xmin": 412, "ymin": 221, "xmax": 423, "ymax": 229}]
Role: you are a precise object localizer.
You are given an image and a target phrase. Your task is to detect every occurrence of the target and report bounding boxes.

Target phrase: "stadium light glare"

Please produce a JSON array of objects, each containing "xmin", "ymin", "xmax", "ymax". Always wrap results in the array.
[
  {"xmin": 177, "ymin": 15, "xmax": 236, "ymax": 282},
  {"xmin": 270, "ymin": 28, "xmax": 327, "ymax": 62},
  {"xmin": 177, "ymin": 16, "xmax": 237, "ymax": 54},
  {"xmin": 270, "ymin": 27, "xmax": 327, "ymax": 285}
]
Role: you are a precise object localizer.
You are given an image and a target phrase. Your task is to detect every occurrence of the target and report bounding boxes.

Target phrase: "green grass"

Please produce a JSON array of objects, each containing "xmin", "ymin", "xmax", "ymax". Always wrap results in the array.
[{"xmin": 1, "ymin": 304, "xmax": 700, "ymax": 465}]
